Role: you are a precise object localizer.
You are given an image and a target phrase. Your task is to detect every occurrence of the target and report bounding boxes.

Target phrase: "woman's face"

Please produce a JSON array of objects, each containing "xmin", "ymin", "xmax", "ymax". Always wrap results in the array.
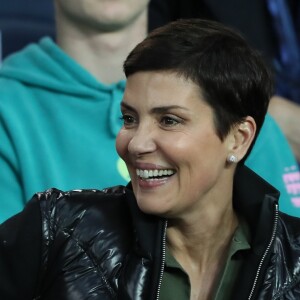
[{"xmin": 116, "ymin": 71, "xmax": 235, "ymax": 220}]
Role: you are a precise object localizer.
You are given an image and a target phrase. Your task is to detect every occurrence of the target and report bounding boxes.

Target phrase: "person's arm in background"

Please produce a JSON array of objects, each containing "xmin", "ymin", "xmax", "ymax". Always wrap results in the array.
[
  {"xmin": 0, "ymin": 196, "xmax": 42, "ymax": 299},
  {"xmin": 269, "ymin": 96, "xmax": 300, "ymax": 162},
  {"xmin": 245, "ymin": 113, "xmax": 300, "ymax": 217},
  {"xmin": 0, "ymin": 115, "xmax": 26, "ymax": 224}
]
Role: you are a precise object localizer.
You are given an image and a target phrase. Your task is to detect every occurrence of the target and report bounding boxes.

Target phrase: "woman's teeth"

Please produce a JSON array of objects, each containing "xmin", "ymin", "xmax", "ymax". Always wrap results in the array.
[{"xmin": 136, "ymin": 169, "xmax": 175, "ymax": 179}]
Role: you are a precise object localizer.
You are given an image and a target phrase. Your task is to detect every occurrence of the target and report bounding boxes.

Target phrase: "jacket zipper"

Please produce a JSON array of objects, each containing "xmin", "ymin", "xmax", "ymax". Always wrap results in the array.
[
  {"xmin": 156, "ymin": 220, "xmax": 168, "ymax": 300},
  {"xmin": 248, "ymin": 203, "xmax": 279, "ymax": 300}
]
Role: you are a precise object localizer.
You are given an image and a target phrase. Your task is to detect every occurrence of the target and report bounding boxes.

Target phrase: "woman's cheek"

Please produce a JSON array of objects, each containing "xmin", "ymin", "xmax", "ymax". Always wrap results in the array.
[{"xmin": 116, "ymin": 129, "xmax": 130, "ymax": 159}]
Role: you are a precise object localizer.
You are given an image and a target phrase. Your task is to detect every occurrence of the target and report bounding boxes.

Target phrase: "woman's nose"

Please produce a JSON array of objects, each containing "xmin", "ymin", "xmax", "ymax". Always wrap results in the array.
[{"xmin": 128, "ymin": 125, "xmax": 157, "ymax": 156}]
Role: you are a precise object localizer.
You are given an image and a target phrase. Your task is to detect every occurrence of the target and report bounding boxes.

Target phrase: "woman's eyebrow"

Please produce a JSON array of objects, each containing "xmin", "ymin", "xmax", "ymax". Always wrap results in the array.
[
  {"xmin": 120, "ymin": 101, "xmax": 136, "ymax": 112},
  {"xmin": 121, "ymin": 101, "xmax": 189, "ymax": 115}
]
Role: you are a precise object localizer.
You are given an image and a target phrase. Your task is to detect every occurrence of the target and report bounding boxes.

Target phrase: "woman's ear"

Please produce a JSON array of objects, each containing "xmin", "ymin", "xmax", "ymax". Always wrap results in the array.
[{"xmin": 227, "ymin": 116, "xmax": 256, "ymax": 163}]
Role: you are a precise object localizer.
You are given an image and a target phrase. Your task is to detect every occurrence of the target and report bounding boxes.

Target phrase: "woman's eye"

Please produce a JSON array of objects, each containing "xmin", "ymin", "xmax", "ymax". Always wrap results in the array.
[
  {"xmin": 161, "ymin": 116, "xmax": 180, "ymax": 126},
  {"xmin": 120, "ymin": 114, "xmax": 136, "ymax": 126}
]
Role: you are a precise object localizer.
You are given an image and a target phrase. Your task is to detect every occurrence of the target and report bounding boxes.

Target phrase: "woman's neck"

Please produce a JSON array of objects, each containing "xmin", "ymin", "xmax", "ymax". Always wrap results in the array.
[
  {"xmin": 167, "ymin": 205, "xmax": 238, "ymax": 264},
  {"xmin": 166, "ymin": 205, "xmax": 238, "ymax": 300}
]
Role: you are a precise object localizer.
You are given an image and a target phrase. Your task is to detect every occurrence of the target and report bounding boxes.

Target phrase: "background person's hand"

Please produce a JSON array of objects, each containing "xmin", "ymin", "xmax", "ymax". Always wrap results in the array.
[{"xmin": 269, "ymin": 96, "xmax": 300, "ymax": 161}]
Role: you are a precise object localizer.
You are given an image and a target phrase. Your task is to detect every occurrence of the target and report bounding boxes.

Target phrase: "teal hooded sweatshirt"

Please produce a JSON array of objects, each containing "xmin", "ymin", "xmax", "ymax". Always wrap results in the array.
[
  {"xmin": 0, "ymin": 38, "xmax": 300, "ymax": 223},
  {"xmin": 0, "ymin": 38, "xmax": 129, "ymax": 222}
]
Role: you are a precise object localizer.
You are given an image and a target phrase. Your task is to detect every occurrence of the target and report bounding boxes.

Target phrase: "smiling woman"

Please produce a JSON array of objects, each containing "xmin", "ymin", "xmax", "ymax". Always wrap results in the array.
[
  {"xmin": 116, "ymin": 71, "xmax": 253, "ymax": 220},
  {"xmin": 1, "ymin": 19, "xmax": 300, "ymax": 300}
]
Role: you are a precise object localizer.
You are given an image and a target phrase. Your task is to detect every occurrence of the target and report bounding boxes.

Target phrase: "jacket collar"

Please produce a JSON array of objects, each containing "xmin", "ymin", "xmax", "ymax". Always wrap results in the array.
[
  {"xmin": 233, "ymin": 165, "xmax": 279, "ymax": 255},
  {"xmin": 232, "ymin": 165, "xmax": 280, "ymax": 299},
  {"xmin": 125, "ymin": 186, "xmax": 166, "ymax": 299}
]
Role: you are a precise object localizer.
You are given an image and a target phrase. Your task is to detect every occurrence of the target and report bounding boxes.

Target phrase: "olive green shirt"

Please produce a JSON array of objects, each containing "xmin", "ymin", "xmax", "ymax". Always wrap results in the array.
[{"xmin": 160, "ymin": 220, "xmax": 251, "ymax": 299}]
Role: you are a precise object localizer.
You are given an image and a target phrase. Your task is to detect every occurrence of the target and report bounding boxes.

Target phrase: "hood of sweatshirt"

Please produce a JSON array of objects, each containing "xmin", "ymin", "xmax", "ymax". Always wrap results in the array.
[{"xmin": 0, "ymin": 37, "xmax": 126, "ymax": 136}]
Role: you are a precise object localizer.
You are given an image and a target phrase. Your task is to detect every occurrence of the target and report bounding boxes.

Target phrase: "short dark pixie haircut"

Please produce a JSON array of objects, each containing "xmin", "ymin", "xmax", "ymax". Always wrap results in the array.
[{"xmin": 123, "ymin": 19, "xmax": 273, "ymax": 161}]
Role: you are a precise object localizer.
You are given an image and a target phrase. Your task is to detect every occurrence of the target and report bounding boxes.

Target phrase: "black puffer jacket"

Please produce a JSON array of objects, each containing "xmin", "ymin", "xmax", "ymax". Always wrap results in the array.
[{"xmin": 1, "ymin": 166, "xmax": 300, "ymax": 300}]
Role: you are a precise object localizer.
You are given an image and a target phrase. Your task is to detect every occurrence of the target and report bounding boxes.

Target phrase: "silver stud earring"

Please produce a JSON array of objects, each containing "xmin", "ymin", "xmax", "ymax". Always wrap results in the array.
[{"xmin": 227, "ymin": 154, "xmax": 238, "ymax": 163}]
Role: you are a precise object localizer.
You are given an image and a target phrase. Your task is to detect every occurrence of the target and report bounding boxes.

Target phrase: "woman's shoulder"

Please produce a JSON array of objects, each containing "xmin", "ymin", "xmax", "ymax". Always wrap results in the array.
[
  {"xmin": 36, "ymin": 186, "xmax": 132, "ymax": 231},
  {"xmin": 278, "ymin": 212, "xmax": 300, "ymax": 239},
  {"xmin": 263, "ymin": 212, "xmax": 300, "ymax": 297},
  {"xmin": 36, "ymin": 186, "xmax": 128, "ymax": 204}
]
